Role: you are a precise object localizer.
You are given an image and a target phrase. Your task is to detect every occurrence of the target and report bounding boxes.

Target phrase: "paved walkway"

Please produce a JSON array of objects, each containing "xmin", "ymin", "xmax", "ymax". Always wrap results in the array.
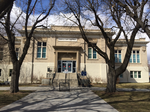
[
  {"xmin": 0, "ymin": 86, "xmax": 150, "ymax": 112},
  {"xmin": 0, "ymin": 87, "xmax": 118, "ymax": 112},
  {"xmin": 0, "ymin": 86, "xmax": 150, "ymax": 92}
]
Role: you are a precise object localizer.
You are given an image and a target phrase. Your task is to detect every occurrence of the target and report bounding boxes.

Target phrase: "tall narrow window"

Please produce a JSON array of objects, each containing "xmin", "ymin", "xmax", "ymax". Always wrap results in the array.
[
  {"xmin": 0, "ymin": 48, "xmax": 3, "ymax": 60},
  {"xmin": 115, "ymin": 50, "xmax": 121, "ymax": 63},
  {"xmin": 130, "ymin": 50, "xmax": 140, "ymax": 63},
  {"xmin": 0, "ymin": 69, "xmax": 1, "ymax": 76},
  {"xmin": 16, "ymin": 48, "xmax": 19, "ymax": 60},
  {"xmin": 88, "ymin": 44, "xmax": 97, "ymax": 59},
  {"xmin": 73, "ymin": 61, "xmax": 76, "ymax": 73},
  {"xmin": 9, "ymin": 69, "xmax": 12, "ymax": 76},
  {"xmin": 37, "ymin": 42, "xmax": 46, "ymax": 58}
]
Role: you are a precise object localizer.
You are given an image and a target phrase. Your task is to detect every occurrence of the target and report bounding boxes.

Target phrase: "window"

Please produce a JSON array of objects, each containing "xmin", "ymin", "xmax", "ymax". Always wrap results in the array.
[
  {"xmin": 9, "ymin": 69, "xmax": 12, "ymax": 76},
  {"xmin": 16, "ymin": 48, "xmax": 19, "ymax": 60},
  {"xmin": 73, "ymin": 61, "xmax": 76, "ymax": 73},
  {"xmin": 130, "ymin": 71, "xmax": 141, "ymax": 78},
  {"xmin": 37, "ymin": 42, "xmax": 46, "ymax": 58},
  {"xmin": 115, "ymin": 50, "xmax": 121, "ymax": 63},
  {"xmin": 119, "ymin": 74, "xmax": 123, "ymax": 78},
  {"xmin": 0, "ymin": 69, "xmax": 1, "ymax": 76},
  {"xmin": 58, "ymin": 61, "xmax": 76, "ymax": 73},
  {"xmin": 88, "ymin": 44, "xmax": 97, "ymax": 59},
  {"xmin": 130, "ymin": 50, "xmax": 140, "ymax": 63},
  {"xmin": 0, "ymin": 48, "xmax": 3, "ymax": 60}
]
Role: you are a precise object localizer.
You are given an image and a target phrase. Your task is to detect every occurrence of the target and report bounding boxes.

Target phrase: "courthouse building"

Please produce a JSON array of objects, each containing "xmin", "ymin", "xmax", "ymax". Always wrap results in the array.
[{"xmin": 0, "ymin": 26, "xmax": 149, "ymax": 85}]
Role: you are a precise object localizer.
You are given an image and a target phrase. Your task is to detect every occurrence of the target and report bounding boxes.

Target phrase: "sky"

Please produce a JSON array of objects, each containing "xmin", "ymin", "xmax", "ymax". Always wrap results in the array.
[{"xmin": 11, "ymin": 1, "xmax": 150, "ymax": 63}]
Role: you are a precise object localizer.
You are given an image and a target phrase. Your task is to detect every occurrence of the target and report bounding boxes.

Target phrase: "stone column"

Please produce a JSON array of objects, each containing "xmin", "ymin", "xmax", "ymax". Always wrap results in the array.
[
  {"xmin": 76, "ymin": 51, "xmax": 79, "ymax": 73},
  {"xmin": 55, "ymin": 51, "xmax": 58, "ymax": 72}
]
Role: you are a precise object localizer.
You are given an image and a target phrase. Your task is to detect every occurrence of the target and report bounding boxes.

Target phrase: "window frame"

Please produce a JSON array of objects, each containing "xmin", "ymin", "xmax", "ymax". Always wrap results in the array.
[
  {"xmin": 37, "ymin": 42, "xmax": 47, "ymax": 58},
  {"xmin": 9, "ymin": 69, "xmax": 12, "ymax": 77},
  {"xmin": 119, "ymin": 74, "xmax": 123, "ymax": 78},
  {"xmin": 130, "ymin": 50, "xmax": 140, "ymax": 63},
  {"xmin": 15, "ymin": 48, "xmax": 19, "ymax": 60},
  {"xmin": 88, "ymin": 44, "xmax": 97, "ymax": 59},
  {"xmin": 0, "ymin": 47, "xmax": 3, "ymax": 60},
  {"xmin": 130, "ymin": 71, "xmax": 141, "ymax": 79},
  {"xmin": 0, "ymin": 69, "xmax": 1, "ymax": 76},
  {"xmin": 115, "ymin": 50, "xmax": 122, "ymax": 63}
]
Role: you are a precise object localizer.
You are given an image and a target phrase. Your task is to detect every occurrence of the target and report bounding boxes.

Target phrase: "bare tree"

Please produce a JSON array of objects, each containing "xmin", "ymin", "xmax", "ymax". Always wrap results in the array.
[
  {"xmin": 0, "ymin": 0, "xmax": 15, "ymax": 19},
  {"xmin": 61, "ymin": 0, "xmax": 141, "ymax": 92},
  {"xmin": 114, "ymin": 0, "xmax": 150, "ymax": 38},
  {"xmin": 0, "ymin": 0, "xmax": 56, "ymax": 93}
]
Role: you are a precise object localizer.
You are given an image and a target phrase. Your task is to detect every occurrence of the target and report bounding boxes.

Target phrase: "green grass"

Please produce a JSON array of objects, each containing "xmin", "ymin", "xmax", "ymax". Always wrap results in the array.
[
  {"xmin": 93, "ymin": 91, "xmax": 150, "ymax": 112},
  {"xmin": 92, "ymin": 83, "xmax": 150, "ymax": 89},
  {"xmin": 0, "ymin": 90, "xmax": 34, "ymax": 109}
]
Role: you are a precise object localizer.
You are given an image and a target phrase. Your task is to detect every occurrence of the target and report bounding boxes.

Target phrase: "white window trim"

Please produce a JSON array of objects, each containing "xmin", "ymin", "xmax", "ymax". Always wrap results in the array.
[
  {"xmin": 130, "ymin": 50, "xmax": 140, "ymax": 63},
  {"xmin": 130, "ymin": 71, "xmax": 141, "ymax": 79},
  {"xmin": 88, "ymin": 47, "xmax": 97, "ymax": 59},
  {"xmin": 115, "ymin": 50, "xmax": 122, "ymax": 63},
  {"xmin": 37, "ymin": 42, "xmax": 47, "ymax": 58}
]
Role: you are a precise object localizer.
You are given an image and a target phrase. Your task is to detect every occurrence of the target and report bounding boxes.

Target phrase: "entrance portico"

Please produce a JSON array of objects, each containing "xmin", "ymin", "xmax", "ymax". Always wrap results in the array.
[{"xmin": 54, "ymin": 46, "xmax": 81, "ymax": 74}]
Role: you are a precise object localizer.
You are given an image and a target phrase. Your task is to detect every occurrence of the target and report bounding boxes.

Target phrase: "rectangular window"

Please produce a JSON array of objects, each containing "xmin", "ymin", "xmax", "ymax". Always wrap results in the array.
[
  {"xmin": 115, "ymin": 50, "xmax": 121, "ymax": 63},
  {"xmin": 130, "ymin": 50, "xmax": 140, "ymax": 63},
  {"xmin": 58, "ymin": 61, "xmax": 61, "ymax": 72},
  {"xmin": 134, "ymin": 71, "xmax": 137, "ymax": 78},
  {"xmin": 88, "ymin": 44, "xmax": 97, "ymax": 59},
  {"xmin": 119, "ymin": 74, "xmax": 123, "ymax": 78},
  {"xmin": 9, "ymin": 69, "xmax": 12, "ymax": 76},
  {"xmin": 138, "ymin": 71, "xmax": 141, "ymax": 78},
  {"xmin": 130, "ymin": 71, "xmax": 133, "ymax": 78},
  {"xmin": 0, "ymin": 69, "xmax": 1, "ymax": 76},
  {"xmin": 16, "ymin": 48, "xmax": 19, "ymax": 60},
  {"xmin": 37, "ymin": 42, "xmax": 46, "ymax": 58},
  {"xmin": 0, "ymin": 48, "xmax": 3, "ymax": 60},
  {"xmin": 130, "ymin": 71, "xmax": 141, "ymax": 78},
  {"xmin": 88, "ymin": 48, "xmax": 92, "ymax": 59},
  {"xmin": 73, "ymin": 61, "xmax": 76, "ymax": 73}
]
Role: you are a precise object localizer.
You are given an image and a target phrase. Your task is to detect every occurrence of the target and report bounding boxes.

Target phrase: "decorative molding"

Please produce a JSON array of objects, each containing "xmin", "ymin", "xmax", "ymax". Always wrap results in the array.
[{"xmin": 58, "ymin": 38, "xmax": 77, "ymax": 41}]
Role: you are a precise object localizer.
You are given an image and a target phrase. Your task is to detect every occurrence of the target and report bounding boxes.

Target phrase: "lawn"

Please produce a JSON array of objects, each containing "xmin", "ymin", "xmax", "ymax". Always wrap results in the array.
[
  {"xmin": 0, "ymin": 83, "xmax": 41, "ymax": 87},
  {"xmin": 92, "ymin": 83, "xmax": 150, "ymax": 89},
  {"xmin": 93, "ymin": 91, "xmax": 150, "ymax": 112},
  {"xmin": 0, "ymin": 90, "xmax": 34, "ymax": 109}
]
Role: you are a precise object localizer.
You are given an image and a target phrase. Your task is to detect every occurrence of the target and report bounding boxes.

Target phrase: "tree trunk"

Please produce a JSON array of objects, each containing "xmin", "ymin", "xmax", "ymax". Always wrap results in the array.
[
  {"xmin": 10, "ymin": 61, "xmax": 20, "ymax": 93},
  {"xmin": 106, "ymin": 66, "xmax": 117, "ymax": 92}
]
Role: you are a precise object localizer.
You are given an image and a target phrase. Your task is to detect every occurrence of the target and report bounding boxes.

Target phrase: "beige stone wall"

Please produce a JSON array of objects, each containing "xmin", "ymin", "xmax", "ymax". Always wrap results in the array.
[{"xmin": 0, "ymin": 26, "xmax": 149, "ymax": 83}]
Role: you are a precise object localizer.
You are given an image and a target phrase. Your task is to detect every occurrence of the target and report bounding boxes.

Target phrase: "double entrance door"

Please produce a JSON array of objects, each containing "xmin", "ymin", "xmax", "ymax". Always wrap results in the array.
[
  {"xmin": 62, "ymin": 61, "xmax": 72, "ymax": 73},
  {"xmin": 58, "ymin": 60, "xmax": 76, "ymax": 73}
]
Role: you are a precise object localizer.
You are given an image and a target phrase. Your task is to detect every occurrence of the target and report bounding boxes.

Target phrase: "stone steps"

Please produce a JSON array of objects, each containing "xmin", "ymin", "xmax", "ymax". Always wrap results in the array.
[{"xmin": 52, "ymin": 73, "xmax": 78, "ymax": 87}]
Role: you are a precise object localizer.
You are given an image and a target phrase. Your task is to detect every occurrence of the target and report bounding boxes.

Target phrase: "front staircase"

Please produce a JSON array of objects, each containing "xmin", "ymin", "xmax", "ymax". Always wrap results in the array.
[{"xmin": 51, "ymin": 73, "xmax": 78, "ymax": 87}]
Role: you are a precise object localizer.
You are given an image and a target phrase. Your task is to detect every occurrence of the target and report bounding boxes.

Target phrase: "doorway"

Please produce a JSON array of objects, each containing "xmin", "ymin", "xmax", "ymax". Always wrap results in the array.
[
  {"xmin": 58, "ymin": 61, "xmax": 76, "ymax": 73},
  {"xmin": 62, "ymin": 61, "xmax": 72, "ymax": 73}
]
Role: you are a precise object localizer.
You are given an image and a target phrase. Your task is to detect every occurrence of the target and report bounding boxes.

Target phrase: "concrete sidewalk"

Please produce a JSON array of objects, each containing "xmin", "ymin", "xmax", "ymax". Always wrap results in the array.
[
  {"xmin": 0, "ymin": 87, "xmax": 118, "ymax": 112},
  {"xmin": 0, "ymin": 86, "xmax": 150, "ymax": 92}
]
